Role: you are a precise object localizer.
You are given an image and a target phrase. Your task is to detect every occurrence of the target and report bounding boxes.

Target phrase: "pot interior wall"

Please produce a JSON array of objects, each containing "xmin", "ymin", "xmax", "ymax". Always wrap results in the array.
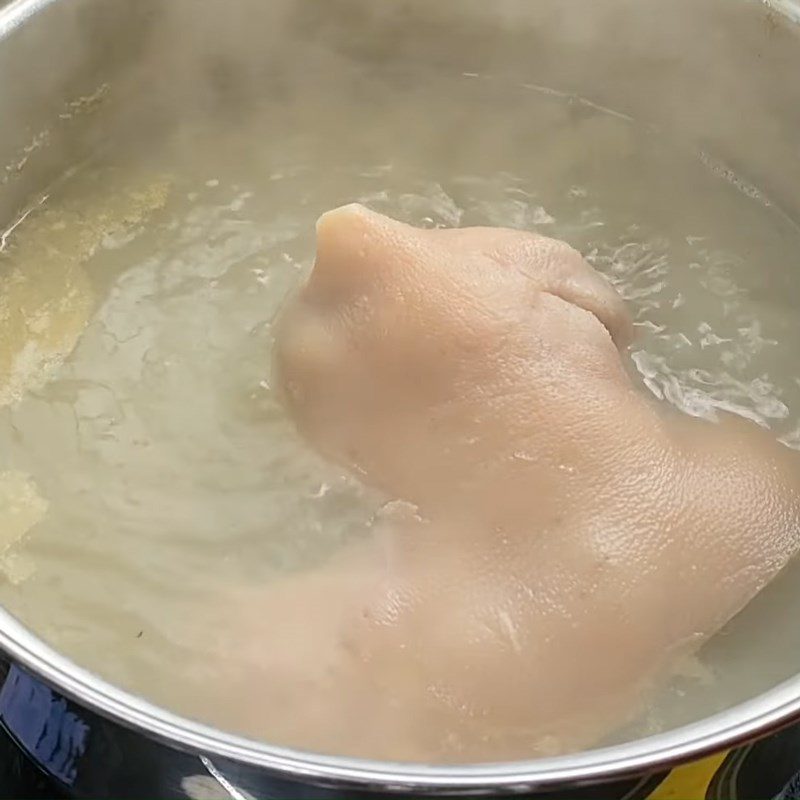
[{"xmin": 3, "ymin": 0, "xmax": 800, "ymax": 221}]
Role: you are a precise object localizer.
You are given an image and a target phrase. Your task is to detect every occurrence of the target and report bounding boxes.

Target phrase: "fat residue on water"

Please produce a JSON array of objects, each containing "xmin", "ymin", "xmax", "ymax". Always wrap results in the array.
[{"xmin": 1, "ymin": 68, "xmax": 800, "ymax": 749}]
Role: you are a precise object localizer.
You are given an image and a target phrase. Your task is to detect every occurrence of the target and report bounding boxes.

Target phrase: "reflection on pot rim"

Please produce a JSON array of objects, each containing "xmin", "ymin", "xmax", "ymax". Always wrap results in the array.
[{"xmin": 767, "ymin": 0, "xmax": 800, "ymax": 24}]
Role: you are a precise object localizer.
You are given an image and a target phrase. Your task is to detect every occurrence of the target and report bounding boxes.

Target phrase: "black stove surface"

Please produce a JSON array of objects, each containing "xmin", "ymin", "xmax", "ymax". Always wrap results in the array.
[
  {"xmin": 0, "ymin": 728, "xmax": 64, "ymax": 800},
  {"xmin": 3, "ymin": 716, "xmax": 800, "ymax": 800}
]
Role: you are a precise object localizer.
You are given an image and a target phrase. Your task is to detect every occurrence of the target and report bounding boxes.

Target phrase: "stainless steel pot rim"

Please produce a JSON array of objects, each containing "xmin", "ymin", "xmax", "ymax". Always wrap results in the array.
[
  {"xmin": 4, "ymin": 0, "xmax": 800, "ymax": 791},
  {"xmin": 0, "ymin": 0, "xmax": 54, "ymax": 40},
  {"xmin": 2, "ymin": 603, "xmax": 800, "ymax": 791},
  {"xmin": 767, "ymin": 0, "xmax": 800, "ymax": 24}
]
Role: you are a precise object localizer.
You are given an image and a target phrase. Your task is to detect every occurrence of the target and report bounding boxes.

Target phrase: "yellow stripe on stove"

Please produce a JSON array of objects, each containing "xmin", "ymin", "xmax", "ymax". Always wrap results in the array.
[{"xmin": 646, "ymin": 751, "xmax": 729, "ymax": 800}]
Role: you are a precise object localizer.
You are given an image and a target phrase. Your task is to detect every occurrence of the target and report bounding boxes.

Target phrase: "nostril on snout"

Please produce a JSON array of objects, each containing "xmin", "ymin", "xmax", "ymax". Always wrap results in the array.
[
  {"xmin": 315, "ymin": 203, "xmax": 370, "ymax": 234},
  {"xmin": 310, "ymin": 204, "xmax": 381, "ymax": 299},
  {"xmin": 315, "ymin": 204, "xmax": 373, "ymax": 258}
]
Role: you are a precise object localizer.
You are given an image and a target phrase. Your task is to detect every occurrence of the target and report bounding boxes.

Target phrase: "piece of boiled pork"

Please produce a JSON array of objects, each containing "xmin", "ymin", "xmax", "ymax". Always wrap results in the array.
[{"xmin": 229, "ymin": 204, "xmax": 800, "ymax": 763}]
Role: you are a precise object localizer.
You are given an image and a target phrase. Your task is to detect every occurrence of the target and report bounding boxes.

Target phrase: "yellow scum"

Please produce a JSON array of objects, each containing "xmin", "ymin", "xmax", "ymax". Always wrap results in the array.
[
  {"xmin": 0, "ymin": 170, "xmax": 172, "ymax": 407},
  {"xmin": 0, "ymin": 169, "xmax": 171, "ymax": 580}
]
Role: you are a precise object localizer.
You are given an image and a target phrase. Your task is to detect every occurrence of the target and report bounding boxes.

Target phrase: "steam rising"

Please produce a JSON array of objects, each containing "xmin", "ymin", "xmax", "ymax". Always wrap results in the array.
[{"xmin": 3, "ymin": 0, "xmax": 800, "ymax": 226}]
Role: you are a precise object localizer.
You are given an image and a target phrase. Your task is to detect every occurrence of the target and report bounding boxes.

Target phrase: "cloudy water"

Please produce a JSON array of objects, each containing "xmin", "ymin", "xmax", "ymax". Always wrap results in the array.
[{"xmin": 1, "ymin": 67, "xmax": 800, "ymax": 751}]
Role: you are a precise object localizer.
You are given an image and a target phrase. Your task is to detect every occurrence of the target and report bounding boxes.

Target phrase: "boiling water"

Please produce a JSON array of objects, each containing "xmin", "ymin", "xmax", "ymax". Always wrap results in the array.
[{"xmin": 2, "ymin": 67, "xmax": 800, "ymax": 752}]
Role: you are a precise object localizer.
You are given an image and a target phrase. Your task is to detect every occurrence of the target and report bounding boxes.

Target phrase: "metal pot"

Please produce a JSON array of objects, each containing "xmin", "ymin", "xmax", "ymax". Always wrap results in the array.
[{"xmin": 2, "ymin": 0, "xmax": 800, "ymax": 797}]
